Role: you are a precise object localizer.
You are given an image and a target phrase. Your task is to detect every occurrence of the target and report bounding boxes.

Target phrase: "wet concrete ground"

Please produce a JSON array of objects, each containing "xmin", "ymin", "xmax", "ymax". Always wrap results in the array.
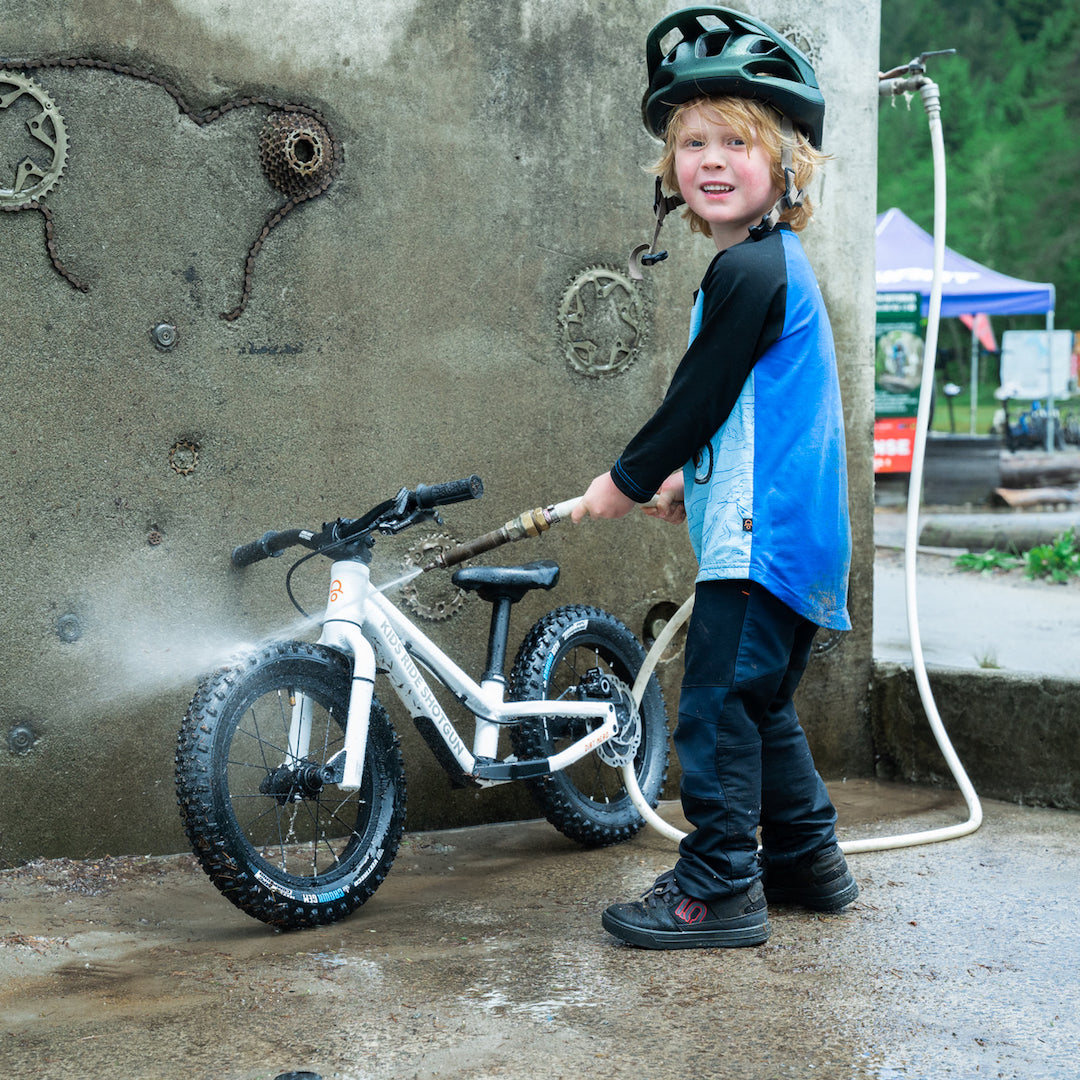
[{"xmin": 1, "ymin": 780, "xmax": 1076, "ymax": 1080}]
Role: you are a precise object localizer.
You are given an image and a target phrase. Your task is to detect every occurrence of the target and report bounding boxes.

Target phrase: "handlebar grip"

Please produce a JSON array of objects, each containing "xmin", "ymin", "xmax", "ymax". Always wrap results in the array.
[
  {"xmin": 231, "ymin": 529, "xmax": 305, "ymax": 568},
  {"xmin": 415, "ymin": 475, "xmax": 484, "ymax": 509}
]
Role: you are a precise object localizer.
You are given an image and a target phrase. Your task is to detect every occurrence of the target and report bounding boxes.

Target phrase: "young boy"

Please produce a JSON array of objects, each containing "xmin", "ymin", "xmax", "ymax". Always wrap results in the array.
[{"xmin": 572, "ymin": 7, "xmax": 856, "ymax": 949}]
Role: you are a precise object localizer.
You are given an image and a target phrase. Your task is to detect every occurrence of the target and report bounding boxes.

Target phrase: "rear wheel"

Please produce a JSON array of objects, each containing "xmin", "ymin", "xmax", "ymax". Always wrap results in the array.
[
  {"xmin": 509, "ymin": 605, "xmax": 669, "ymax": 847},
  {"xmin": 175, "ymin": 641, "xmax": 406, "ymax": 929}
]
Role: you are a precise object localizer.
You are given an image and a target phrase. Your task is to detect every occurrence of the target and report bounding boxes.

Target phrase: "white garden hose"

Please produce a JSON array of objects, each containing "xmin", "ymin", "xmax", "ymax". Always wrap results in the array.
[{"xmin": 612, "ymin": 75, "xmax": 982, "ymax": 852}]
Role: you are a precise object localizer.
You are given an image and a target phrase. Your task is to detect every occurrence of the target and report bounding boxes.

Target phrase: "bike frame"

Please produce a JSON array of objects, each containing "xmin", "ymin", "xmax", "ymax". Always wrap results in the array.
[{"xmin": 286, "ymin": 557, "xmax": 619, "ymax": 790}]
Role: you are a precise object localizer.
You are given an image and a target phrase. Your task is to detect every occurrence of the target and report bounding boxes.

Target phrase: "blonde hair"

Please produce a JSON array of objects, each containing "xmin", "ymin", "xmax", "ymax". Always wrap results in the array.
[{"xmin": 650, "ymin": 96, "xmax": 826, "ymax": 235}]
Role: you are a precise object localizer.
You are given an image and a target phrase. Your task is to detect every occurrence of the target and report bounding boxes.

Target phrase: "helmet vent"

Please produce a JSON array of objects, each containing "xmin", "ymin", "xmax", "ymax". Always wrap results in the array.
[
  {"xmin": 699, "ymin": 31, "xmax": 733, "ymax": 58},
  {"xmin": 748, "ymin": 57, "xmax": 799, "ymax": 80},
  {"xmin": 659, "ymin": 28, "xmax": 684, "ymax": 55}
]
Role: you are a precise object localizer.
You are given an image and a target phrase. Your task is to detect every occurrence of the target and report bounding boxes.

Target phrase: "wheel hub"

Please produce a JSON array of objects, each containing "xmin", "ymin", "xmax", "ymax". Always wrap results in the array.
[
  {"xmin": 581, "ymin": 670, "xmax": 641, "ymax": 767},
  {"xmin": 259, "ymin": 760, "xmax": 337, "ymax": 803}
]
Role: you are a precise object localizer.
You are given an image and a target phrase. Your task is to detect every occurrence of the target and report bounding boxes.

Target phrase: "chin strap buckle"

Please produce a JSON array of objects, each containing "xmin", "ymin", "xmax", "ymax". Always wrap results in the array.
[{"xmin": 749, "ymin": 117, "xmax": 804, "ymax": 241}]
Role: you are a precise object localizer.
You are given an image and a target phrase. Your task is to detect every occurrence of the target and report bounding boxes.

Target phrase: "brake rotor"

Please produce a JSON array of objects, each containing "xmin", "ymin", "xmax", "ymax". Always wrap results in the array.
[
  {"xmin": 0, "ymin": 70, "xmax": 68, "ymax": 205},
  {"xmin": 593, "ymin": 674, "xmax": 642, "ymax": 768}
]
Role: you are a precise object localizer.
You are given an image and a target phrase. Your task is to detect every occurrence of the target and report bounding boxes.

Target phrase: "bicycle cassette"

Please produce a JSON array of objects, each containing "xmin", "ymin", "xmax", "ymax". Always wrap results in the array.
[
  {"xmin": 400, "ymin": 533, "xmax": 467, "ymax": 621},
  {"xmin": 259, "ymin": 110, "xmax": 335, "ymax": 198},
  {"xmin": 0, "ymin": 70, "xmax": 69, "ymax": 205}
]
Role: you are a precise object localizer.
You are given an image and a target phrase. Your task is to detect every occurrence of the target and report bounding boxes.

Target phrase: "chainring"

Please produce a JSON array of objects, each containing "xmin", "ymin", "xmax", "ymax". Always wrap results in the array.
[{"xmin": 0, "ymin": 70, "xmax": 68, "ymax": 205}]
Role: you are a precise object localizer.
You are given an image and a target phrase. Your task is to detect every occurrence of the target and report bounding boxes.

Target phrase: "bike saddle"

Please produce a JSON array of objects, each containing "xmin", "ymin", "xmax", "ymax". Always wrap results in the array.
[{"xmin": 451, "ymin": 560, "xmax": 560, "ymax": 603}]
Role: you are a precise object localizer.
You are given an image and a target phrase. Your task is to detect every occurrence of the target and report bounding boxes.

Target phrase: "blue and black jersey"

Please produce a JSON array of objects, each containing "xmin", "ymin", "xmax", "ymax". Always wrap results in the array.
[{"xmin": 611, "ymin": 225, "xmax": 851, "ymax": 631}]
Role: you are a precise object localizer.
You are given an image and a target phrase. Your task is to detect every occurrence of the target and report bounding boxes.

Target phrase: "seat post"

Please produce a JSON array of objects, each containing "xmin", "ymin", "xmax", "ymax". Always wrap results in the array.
[
  {"xmin": 481, "ymin": 596, "xmax": 514, "ymax": 685},
  {"xmin": 450, "ymin": 561, "xmax": 561, "ymax": 685}
]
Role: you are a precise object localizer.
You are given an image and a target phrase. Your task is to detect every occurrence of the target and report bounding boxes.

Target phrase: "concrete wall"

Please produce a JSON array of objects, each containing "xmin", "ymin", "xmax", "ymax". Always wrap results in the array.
[{"xmin": 0, "ymin": 0, "xmax": 879, "ymax": 862}]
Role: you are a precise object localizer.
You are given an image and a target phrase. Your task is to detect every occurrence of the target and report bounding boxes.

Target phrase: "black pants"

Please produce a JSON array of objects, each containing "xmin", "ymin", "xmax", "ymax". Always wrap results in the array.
[{"xmin": 673, "ymin": 579, "xmax": 839, "ymax": 900}]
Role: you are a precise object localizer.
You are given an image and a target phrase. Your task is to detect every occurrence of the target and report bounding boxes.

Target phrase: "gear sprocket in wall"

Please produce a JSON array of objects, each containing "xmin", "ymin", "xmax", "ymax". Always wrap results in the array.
[
  {"xmin": 0, "ymin": 70, "xmax": 68, "ymax": 205},
  {"xmin": 0, "ymin": 57, "xmax": 341, "ymax": 320}
]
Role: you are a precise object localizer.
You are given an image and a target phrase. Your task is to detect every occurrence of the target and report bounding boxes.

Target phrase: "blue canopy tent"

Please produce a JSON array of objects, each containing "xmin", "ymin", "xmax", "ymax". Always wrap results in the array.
[{"xmin": 875, "ymin": 207, "xmax": 1057, "ymax": 433}]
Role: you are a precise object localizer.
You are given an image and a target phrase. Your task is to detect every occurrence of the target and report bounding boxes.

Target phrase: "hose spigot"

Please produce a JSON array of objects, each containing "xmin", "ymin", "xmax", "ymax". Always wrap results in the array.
[{"xmin": 879, "ymin": 48, "xmax": 956, "ymax": 98}]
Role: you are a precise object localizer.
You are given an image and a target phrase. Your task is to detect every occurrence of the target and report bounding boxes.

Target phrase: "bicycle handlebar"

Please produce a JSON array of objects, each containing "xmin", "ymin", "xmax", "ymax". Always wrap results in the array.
[
  {"xmin": 231, "ymin": 529, "xmax": 308, "ymax": 568},
  {"xmin": 230, "ymin": 477, "xmax": 484, "ymax": 569}
]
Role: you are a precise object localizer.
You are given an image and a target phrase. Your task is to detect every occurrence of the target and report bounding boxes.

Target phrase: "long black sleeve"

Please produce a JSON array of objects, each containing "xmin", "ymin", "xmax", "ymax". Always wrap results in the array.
[{"xmin": 611, "ymin": 235, "xmax": 788, "ymax": 501}]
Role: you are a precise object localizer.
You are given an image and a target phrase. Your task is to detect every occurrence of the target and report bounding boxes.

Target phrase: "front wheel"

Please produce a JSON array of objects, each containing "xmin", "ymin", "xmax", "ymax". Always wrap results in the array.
[
  {"xmin": 175, "ymin": 641, "xmax": 406, "ymax": 929},
  {"xmin": 509, "ymin": 605, "xmax": 669, "ymax": 847}
]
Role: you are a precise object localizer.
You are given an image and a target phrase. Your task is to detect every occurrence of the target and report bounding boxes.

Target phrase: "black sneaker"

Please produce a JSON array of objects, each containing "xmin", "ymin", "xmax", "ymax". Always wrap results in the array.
[
  {"xmin": 601, "ymin": 870, "xmax": 770, "ymax": 950},
  {"xmin": 762, "ymin": 843, "xmax": 858, "ymax": 912}
]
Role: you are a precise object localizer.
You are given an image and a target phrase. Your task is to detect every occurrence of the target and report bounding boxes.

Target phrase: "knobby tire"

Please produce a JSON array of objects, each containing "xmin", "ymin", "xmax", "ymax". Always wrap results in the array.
[
  {"xmin": 175, "ymin": 641, "xmax": 406, "ymax": 929},
  {"xmin": 508, "ymin": 605, "xmax": 669, "ymax": 847}
]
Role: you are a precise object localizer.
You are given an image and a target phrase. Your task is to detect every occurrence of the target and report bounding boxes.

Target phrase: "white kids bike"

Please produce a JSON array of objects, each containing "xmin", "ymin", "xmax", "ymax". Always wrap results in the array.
[{"xmin": 175, "ymin": 477, "xmax": 670, "ymax": 929}]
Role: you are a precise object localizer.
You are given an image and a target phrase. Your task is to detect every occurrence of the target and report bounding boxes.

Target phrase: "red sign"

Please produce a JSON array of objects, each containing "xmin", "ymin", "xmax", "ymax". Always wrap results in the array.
[{"xmin": 874, "ymin": 417, "xmax": 916, "ymax": 473}]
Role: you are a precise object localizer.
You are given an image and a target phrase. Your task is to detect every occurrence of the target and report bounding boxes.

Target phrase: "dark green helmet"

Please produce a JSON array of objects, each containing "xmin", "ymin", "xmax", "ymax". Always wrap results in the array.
[{"xmin": 642, "ymin": 6, "xmax": 825, "ymax": 147}]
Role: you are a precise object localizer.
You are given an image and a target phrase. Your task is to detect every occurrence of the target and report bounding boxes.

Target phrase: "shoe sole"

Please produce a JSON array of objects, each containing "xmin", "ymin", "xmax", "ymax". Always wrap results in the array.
[
  {"xmin": 601, "ymin": 910, "xmax": 770, "ymax": 950},
  {"xmin": 764, "ymin": 877, "xmax": 859, "ymax": 912}
]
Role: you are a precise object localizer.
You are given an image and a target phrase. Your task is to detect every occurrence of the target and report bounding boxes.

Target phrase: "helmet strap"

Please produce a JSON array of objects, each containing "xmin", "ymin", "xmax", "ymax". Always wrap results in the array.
[{"xmin": 749, "ymin": 116, "xmax": 804, "ymax": 240}]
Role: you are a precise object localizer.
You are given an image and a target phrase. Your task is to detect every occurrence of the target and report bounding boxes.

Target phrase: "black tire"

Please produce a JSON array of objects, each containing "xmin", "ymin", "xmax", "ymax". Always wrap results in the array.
[
  {"xmin": 508, "ymin": 605, "xmax": 669, "ymax": 847},
  {"xmin": 175, "ymin": 641, "xmax": 406, "ymax": 930}
]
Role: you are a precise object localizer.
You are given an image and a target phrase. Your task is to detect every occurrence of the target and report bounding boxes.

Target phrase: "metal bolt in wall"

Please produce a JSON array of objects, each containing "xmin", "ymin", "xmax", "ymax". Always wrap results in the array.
[
  {"xmin": 151, "ymin": 322, "xmax": 178, "ymax": 349},
  {"xmin": 7, "ymin": 724, "xmax": 36, "ymax": 754}
]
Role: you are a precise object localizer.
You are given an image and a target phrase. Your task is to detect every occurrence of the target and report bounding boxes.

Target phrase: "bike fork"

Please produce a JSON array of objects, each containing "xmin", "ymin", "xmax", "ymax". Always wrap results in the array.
[{"xmin": 284, "ymin": 560, "xmax": 378, "ymax": 791}]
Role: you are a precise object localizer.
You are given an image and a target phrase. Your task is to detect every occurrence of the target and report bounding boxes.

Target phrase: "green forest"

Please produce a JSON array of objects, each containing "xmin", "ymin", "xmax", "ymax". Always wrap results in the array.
[{"xmin": 877, "ymin": 0, "xmax": 1079, "ymax": 394}]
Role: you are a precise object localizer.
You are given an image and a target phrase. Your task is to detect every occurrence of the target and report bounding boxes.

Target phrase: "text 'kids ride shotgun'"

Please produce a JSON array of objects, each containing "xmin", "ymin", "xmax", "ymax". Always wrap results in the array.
[{"xmin": 574, "ymin": 6, "xmax": 856, "ymax": 950}]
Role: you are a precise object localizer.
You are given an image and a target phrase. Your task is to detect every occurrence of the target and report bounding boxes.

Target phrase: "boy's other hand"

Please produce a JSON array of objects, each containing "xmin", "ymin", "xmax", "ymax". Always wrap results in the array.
[
  {"xmin": 571, "ymin": 472, "xmax": 636, "ymax": 523},
  {"xmin": 642, "ymin": 471, "xmax": 686, "ymax": 524}
]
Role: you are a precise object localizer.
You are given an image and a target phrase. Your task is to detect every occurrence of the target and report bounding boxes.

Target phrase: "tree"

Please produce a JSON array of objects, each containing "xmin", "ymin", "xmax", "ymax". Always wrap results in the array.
[{"xmin": 878, "ymin": 0, "xmax": 1080, "ymax": 333}]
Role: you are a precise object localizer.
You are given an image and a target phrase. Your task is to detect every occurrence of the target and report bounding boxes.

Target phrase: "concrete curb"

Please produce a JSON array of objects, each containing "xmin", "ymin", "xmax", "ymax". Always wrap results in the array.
[{"xmin": 871, "ymin": 660, "xmax": 1080, "ymax": 810}]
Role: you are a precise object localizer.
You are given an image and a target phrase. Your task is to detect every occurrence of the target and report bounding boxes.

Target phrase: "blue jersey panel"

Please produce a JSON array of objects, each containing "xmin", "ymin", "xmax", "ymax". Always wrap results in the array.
[{"xmin": 684, "ymin": 230, "xmax": 851, "ymax": 630}]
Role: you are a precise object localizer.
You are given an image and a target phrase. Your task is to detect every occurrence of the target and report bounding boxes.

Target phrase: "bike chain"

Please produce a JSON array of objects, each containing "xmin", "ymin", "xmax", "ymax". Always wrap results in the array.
[{"xmin": 0, "ymin": 55, "xmax": 342, "ymax": 320}]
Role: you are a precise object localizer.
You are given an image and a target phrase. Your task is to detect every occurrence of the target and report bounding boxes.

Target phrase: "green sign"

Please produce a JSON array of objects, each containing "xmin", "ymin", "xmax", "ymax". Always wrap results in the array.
[{"xmin": 875, "ymin": 292, "xmax": 924, "ymax": 418}]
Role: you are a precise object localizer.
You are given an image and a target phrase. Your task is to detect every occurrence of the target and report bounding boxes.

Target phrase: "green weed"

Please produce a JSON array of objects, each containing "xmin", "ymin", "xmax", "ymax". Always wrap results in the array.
[
  {"xmin": 1025, "ymin": 528, "xmax": 1080, "ymax": 583},
  {"xmin": 955, "ymin": 528, "xmax": 1080, "ymax": 583},
  {"xmin": 954, "ymin": 549, "xmax": 1020, "ymax": 573}
]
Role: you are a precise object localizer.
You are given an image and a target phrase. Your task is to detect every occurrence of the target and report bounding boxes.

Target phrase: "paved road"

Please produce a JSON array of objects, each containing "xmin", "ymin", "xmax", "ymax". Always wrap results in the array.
[{"xmin": 874, "ymin": 508, "xmax": 1080, "ymax": 676}]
